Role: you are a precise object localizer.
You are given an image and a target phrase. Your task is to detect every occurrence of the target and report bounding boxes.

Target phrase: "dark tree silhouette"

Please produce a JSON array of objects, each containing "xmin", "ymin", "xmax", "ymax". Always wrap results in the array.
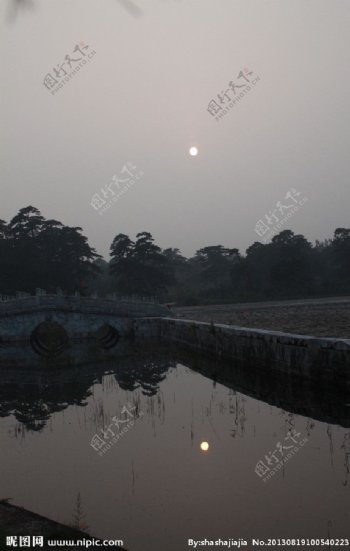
[
  {"xmin": 0, "ymin": 207, "xmax": 100, "ymax": 294},
  {"xmin": 109, "ymin": 232, "xmax": 174, "ymax": 295},
  {"xmin": 1, "ymin": 206, "xmax": 349, "ymax": 303}
]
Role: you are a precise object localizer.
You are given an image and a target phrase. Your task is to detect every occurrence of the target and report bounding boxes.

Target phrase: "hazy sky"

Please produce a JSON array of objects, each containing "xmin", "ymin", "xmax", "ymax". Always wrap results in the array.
[{"xmin": 1, "ymin": 0, "xmax": 349, "ymax": 259}]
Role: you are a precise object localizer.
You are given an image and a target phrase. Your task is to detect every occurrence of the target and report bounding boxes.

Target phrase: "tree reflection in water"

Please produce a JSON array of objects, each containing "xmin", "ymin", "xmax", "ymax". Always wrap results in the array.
[{"xmin": 0, "ymin": 351, "xmax": 175, "ymax": 433}]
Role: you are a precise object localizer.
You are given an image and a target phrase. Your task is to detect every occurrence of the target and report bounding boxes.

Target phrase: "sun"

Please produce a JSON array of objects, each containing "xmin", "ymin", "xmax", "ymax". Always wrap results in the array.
[
  {"xmin": 200, "ymin": 441, "xmax": 209, "ymax": 452},
  {"xmin": 189, "ymin": 146, "xmax": 198, "ymax": 157}
]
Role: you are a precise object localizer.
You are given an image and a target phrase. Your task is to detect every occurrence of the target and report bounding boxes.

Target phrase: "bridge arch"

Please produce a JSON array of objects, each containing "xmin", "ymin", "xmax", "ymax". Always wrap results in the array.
[
  {"xmin": 94, "ymin": 324, "xmax": 120, "ymax": 349},
  {"xmin": 30, "ymin": 320, "xmax": 69, "ymax": 357}
]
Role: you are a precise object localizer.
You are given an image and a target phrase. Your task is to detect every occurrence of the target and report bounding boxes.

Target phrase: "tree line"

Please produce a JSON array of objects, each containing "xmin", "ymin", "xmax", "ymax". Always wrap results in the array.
[{"xmin": 0, "ymin": 206, "xmax": 349, "ymax": 304}]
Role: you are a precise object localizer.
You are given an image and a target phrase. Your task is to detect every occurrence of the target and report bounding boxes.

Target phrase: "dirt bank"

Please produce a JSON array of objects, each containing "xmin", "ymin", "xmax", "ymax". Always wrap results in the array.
[{"xmin": 174, "ymin": 297, "xmax": 350, "ymax": 338}]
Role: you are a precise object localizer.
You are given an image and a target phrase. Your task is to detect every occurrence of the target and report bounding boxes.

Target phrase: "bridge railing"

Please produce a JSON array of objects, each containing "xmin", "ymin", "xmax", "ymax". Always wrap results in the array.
[
  {"xmin": 106, "ymin": 293, "xmax": 159, "ymax": 304},
  {"xmin": 0, "ymin": 293, "xmax": 164, "ymax": 316},
  {"xmin": 0, "ymin": 290, "xmax": 159, "ymax": 304},
  {"xmin": 0, "ymin": 292, "xmax": 31, "ymax": 302}
]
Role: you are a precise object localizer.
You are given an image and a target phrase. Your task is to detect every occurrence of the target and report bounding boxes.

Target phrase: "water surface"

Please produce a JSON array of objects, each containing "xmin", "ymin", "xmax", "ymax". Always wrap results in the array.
[{"xmin": 0, "ymin": 351, "xmax": 349, "ymax": 550}]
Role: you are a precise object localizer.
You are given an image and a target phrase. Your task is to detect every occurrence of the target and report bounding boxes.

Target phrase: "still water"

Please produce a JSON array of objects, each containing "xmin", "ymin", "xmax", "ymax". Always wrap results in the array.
[{"xmin": 0, "ymin": 349, "xmax": 349, "ymax": 551}]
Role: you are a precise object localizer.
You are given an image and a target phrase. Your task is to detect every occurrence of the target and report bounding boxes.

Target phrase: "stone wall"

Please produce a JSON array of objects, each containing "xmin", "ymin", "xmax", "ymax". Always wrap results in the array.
[{"xmin": 159, "ymin": 318, "xmax": 350, "ymax": 386}]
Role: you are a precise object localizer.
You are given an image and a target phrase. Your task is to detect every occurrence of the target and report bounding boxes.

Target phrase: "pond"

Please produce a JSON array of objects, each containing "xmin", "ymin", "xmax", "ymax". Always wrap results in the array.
[{"xmin": 0, "ymin": 348, "xmax": 349, "ymax": 551}]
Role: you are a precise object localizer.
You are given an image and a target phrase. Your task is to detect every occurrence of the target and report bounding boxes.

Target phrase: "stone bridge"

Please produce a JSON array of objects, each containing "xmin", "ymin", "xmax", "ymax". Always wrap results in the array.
[
  {"xmin": 1, "ymin": 296, "xmax": 349, "ymax": 391},
  {"xmin": 0, "ymin": 295, "xmax": 169, "ymax": 357}
]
